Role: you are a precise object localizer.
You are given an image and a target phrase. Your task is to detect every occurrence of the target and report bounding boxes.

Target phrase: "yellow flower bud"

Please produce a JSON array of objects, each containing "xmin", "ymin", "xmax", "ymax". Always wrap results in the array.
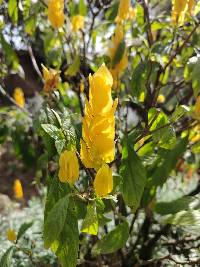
[
  {"xmin": 42, "ymin": 65, "xmax": 60, "ymax": 93},
  {"xmin": 157, "ymin": 94, "xmax": 165, "ymax": 104},
  {"xmin": 71, "ymin": 15, "xmax": 85, "ymax": 32},
  {"xmin": 13, "ymin": 87, "xmax": 25, "ymax": 108},
  {"xmin": 13, "ymin": 179, "xmax": 23, "ymax": 199},
  {"xmin": 6, "ymin": 229, "xmax": 16, "ymax": 242},
  {"xmin": 58, "ymin": 150, "xmax": 79, "ymax": 184},
  {"xmin": 94, "ymin": 164, "xmax": 113, "ymax": 197},
  {"xmin": 48, "ymin": 0, "xmax": 65, "ymax": 29}
]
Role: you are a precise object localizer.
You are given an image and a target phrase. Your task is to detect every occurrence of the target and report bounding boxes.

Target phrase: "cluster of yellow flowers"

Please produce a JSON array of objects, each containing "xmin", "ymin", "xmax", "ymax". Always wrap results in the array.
[
  {"xmin": 13, "ymin": 87, "xmax": 25, "ymax": 108},
  {"xmin": 171, "ymin": 0, "xmax": 195, "ymax": 26},
  {"xmin": 108, "ymin": 0, "xmax": 135, "ymax": 89},
  {"xmin": 48, "ymin": 0, "xmax": 65, "ymax": 29},
  {"xmin": 58, "ymin": 65, "xmax": 117, "ymax": 197},
  {"xmin": 42, "ymin": 65, "xmax": 60, "ymax": 93},
  {"xmin": 71, "ymin": 15, "xmax": 85, "ymax": 32}
]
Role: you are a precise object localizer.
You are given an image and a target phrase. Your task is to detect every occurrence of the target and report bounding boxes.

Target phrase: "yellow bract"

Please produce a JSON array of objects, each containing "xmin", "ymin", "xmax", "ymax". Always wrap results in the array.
[
  {"xmin": 80, "ymin": 64, "xmax": 118, "ymax": 170},
  {"xmin": 108, "ymin": 24, "xmax": 128, "ymax": 89},
  {"xmin": 6, "ymin": 229, "xmax": 16, "ymax": 242},
  {"xmin": 115, "ymin": 0, "xmax": 135, "ymax": 23},
  {"xmin": 171, "ymin": 0, "xmax": 195, "ymax": 26},
  {"xmin": 48, "ymin": 0, "xmax": 65, "ymax": 29},
  {"xmin": 94, "ymin": 163, "xmax": 113, "ymax": 197},
  {"xmin": 71, "ymin": 15, "xmax": 84, "ymax": 32},
  {"xmin": 58, "ymin": 150, "xmax": 79, "ymax": 184},
  {"xmin": 42, "ymin": 65, "xmax": 60, "ymax": 93},
  {"xmin": 13, "ymin": 179, "xmax": 23, "ymax": 199},
  {"xmin": 13, "ymin": 87, "xmax": 25, "ymax": 108}
]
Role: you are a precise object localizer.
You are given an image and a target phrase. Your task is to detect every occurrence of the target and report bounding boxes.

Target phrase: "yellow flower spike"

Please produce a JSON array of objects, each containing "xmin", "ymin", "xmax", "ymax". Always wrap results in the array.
[
  {"xmin": 94, "ymin": 163, "xmax": 113, "ymax": 197},
  {"xmin": 13, "ymin": 87, "xmax": 25, "ymax": 108},
  {"xmin": 115, "ymin": 0, "xmax": 134, "ymax": 23},
  {"xmin": 6, "ymin": 229, "xmax": 17, "ymax": 242},
  {"xmin": 157, "ymin": 94, "xmax": 165, "ymax": 104},
  {"xmin": 13, "ymin": 179, "xmax": 23, "ymax": 199},
  {"xmin": 58, "ymin": 150, "xmax": 79, "ymax": 184},
  {"xmin": 171, "ymin": 0, "xmax": 188, "ymax": 26},
  {"xmin": 71, "ymin": 15, "xmax": 85, "ymax": 32},
  {"xmin": 48, "ymin": 0, "xmax": 65, "ymax": 29},
  {"xmin": 80, "ymin": 64, "xmax": 118, "ymax": 170},
  {"xmin": 194, "ymin": 96, "xmax": 200, "ymax": 118},
  {"xmin": 42, "ymin": 65, "xmax": 60, "ymax": 93}
]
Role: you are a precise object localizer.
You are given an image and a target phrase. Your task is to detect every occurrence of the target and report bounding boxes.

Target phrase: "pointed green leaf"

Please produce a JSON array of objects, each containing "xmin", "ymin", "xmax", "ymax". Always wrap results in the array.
[
  {"xmin": 120, "ymin": 143, "xmax": 146, "ymax": 210},
  {"xmin": 154, "ymin": 196, "xmax": 194, "ymax": 215},
  {"xmin": 44, "ymin": 195, "xmax": 69, "ymax": 248},
  {"xmin": 8, "ymin": 0, "xmax": 18, "ymax": 23},
  {"xmin": 164, "ymin": 210, "xmax": 200, "ymax": 226},
  {"xmin": 16, "ymin": 222, "xmax": 33, "ymax": 242},
  {"xmin": 81, "ymin": 203, "xmax": 98, "ymax": 235},
  {"xmin": 53, "ymin": 212, "xmax": 79, "ymax": 267},
  {"xmin": 0, "ymin": 247, "xmax": 14, "ymax": 267},
  {"xmin": 92, "ymin": 222, "xmax": 129, "ymax": 255}
]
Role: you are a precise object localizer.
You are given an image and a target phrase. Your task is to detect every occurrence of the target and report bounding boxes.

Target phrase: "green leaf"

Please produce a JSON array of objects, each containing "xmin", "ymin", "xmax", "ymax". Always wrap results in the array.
[
  {"xmin": 44, "ymin": 195, "xmax": 69, "ymax": 249},
  {"xmin": 8, "ymin": 0, "xmax": 18, "ymax": 23},
  {"xmin": 41, "ymin": 124, "xmax": 63, "ymax": 140},
  {"xmin": 150, "ymin": 137, "xmax": 188, "ymax": 188},
  {"xmin": 92, "ymin": 222, "xmax": 129, "ymax": 255},
  {"xmin": 25, "ymin": 16, "xmax": 36, "ymax": 36},
  {"xmin": 120, "ymin": 143, "xmax": 146, "ymax": 210},
  {"xmin": 112, "ymin": 40, "xmax": 126, "ymax": 67},
  {"xmin": 164, "ymin": 210, "xmax": 200, "ymax": 226},
  {"xmin": 79, "ymin": 0, "xmax": 87, "ymax": 16},
  {"xmin": 0, "ymin": 33, "xmax": 19, "ymax": 69},
  {"xmin": 53, "ymin": 212, "xmax": 79, "ymax": 267},
  {"xmin": 0, "ymin": 247, "xmax": 14, "ymax": 267},
  {"xmin": 22, "ymin": 0, "xmax": 31, "ymax": 18},
  {"xmin": 149, "ymin": 108, "xmax": 176, "ymax": 149},
  {"xmin": 65, "ymin": 56, "xmax": 80, "ymax": 77},
  {"xmin": 105, "ymin": 1, "xmax": 119, "ymax": 21},
  {"xmin": 81, "ymin": 203, "xmax": 98, "ymax": 235},
  {"xmin": 16, "ymin": 222, "xmax": 33, "ymax": 242},
  {"xmin": 191, "ymin": 59, "xmax": 200, "ymax": 97},
  {"xmin": 171, "ymin": 105, "xmax": 190, "ymax": 122},
  {"xmin": 55, "ymin": 139, "xmax": 66, "ymax": 154},
  {"xmin": 154, "ymin": 196, "xmax": 194, "ymax": 215},
  {"xmin": 131, "ymin": 61, "xmax": 147, "ymax": 98}
]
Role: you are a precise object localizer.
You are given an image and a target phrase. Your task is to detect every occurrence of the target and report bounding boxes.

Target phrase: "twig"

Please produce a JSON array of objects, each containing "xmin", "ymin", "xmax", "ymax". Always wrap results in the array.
[
  {"xmin": 28, "ymin": 46, "xmax": 43, "ymax": 81},
  {"xmin": 141, "ymin": 0, "xmax": 153, "ymax": 47},
  {"xmin": 136, "ymin": 254, "xmax": 200, "ymax": 266}
]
